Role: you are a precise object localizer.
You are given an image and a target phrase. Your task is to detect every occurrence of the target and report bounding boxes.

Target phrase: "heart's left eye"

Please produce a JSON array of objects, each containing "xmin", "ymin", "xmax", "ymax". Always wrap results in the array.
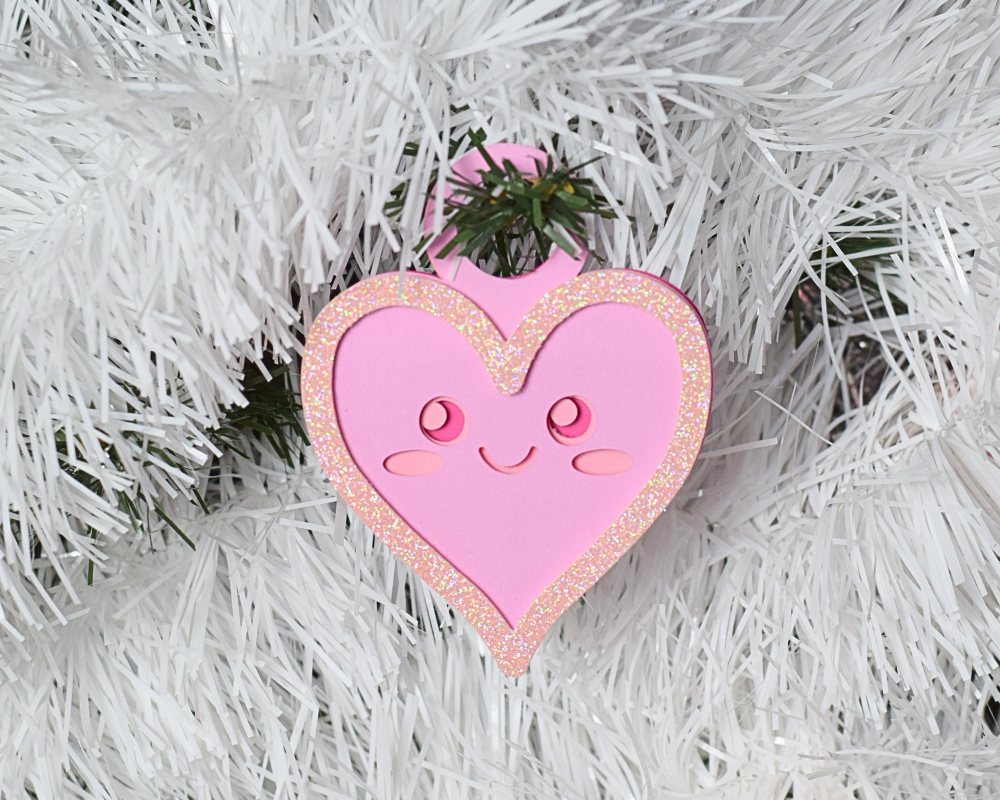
[
  {"xmin": 420, "ymin": 397, "xmax": 468, "ymax": 445},
  {"xmin": 548, "ymin": 396, "xmax": 596, "ymax": 445}
]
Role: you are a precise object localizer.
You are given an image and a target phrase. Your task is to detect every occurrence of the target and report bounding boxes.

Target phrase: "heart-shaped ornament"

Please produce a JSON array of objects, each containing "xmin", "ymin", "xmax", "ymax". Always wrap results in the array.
[{"xmin": 303, "ymin": 145, "xmax": 712, "ymax": 676}]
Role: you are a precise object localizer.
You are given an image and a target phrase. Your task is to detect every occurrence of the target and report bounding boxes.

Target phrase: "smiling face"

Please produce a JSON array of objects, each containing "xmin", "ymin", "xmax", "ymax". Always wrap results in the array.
[
  {"xmin": 383, "ymin": 394, "xmax": 632, "ymax": 477},
  {"xmin": 333, "ymin": 302, "xmax": 683, "ymax": 626}
]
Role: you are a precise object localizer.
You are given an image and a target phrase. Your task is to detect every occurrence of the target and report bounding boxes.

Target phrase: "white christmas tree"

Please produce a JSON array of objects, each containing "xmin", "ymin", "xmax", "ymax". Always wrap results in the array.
[{"xmin": 2, "ymin": 0, "xmax": 1000, "ymax": 797}]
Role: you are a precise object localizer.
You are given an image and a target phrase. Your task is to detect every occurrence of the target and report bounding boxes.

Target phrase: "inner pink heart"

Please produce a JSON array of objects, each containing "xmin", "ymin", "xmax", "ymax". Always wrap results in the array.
[{"xmin": 333, "ymin": 299, "xmax": 682, "ymax": 626}]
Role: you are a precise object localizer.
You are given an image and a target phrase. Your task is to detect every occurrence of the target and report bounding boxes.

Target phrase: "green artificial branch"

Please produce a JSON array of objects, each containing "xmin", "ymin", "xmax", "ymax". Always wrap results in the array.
[
  {"xmin": 59, "ymin": 356, "xmax": 306, "ymax": 584},
  {"xmin": 206, "ymin": 359, "xmax": 307, "ymax": 469},
  {"xmin": 437, "ymin": 133, "xmax": 617, "ymax": 276},
  {"xmin": 789, "ymin": 218, "xmax": 907, "ymax": 347},
  {"xmin": 388, "ymin": 130, "xmax": 620, "ymax": 276}
]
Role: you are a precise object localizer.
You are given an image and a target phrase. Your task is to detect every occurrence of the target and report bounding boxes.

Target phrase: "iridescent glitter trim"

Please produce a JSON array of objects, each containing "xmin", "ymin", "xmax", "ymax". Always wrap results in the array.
[{"xmin": 302, "ymin": 270, "xmax": 712, "ymax": 676}]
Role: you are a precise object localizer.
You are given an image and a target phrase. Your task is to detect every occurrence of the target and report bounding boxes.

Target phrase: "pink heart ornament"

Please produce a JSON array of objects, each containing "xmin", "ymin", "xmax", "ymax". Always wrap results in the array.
[{"xmin": 303, "ymin": 146, "xmax": 712, "ymax": 676}]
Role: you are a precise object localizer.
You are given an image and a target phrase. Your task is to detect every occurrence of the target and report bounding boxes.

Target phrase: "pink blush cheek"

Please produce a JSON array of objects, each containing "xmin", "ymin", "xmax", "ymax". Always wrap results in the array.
[
  {"xmin": 384, "ymin": 450, "xmax": 446, "ymax": 476},
  {"xmin": 572, "ymin": 449, "xmax": 633, "ymax": 475}
]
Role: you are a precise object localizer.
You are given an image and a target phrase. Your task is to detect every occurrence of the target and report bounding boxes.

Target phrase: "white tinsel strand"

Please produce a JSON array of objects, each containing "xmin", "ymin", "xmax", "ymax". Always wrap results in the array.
[{"xmin": 1, "ymin": 0, "xmax": 1000, "ymax": 798}]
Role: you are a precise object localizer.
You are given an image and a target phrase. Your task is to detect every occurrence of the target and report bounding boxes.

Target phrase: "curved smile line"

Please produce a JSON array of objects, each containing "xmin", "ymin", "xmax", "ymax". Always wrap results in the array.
[{"xmin": 479, "ymin": 446, "xmax": 538, "ymax": 474}]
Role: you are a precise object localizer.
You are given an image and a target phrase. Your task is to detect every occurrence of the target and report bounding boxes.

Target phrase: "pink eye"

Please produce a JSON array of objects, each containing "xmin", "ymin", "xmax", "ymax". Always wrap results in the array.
[
  {"xmin": 547, "ymin": 396, "xmax": 596, "ymax": 445},
  {"xmin": 420, "ymin": 397, "xmax": 468, "ymax": 445}
]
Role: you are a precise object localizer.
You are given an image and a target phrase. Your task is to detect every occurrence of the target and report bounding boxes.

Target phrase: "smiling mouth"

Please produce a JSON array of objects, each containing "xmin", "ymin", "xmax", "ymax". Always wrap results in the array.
[{"xmin": 479, "ymin": 446, "xmax": 537, "ymax": 474}]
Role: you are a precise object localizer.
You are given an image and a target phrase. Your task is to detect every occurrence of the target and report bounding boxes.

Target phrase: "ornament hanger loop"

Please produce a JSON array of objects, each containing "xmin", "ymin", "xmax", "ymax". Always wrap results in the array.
[{"xmin": 421, "ymin": 143, "xmax": 587, "ymax": 339}]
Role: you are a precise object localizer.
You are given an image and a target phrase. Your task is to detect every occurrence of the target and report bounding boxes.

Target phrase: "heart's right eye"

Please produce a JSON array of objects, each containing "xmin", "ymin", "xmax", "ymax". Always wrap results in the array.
[
  {"xmin": 420, "ymin": 397, "xmax": 468, "ymax": 445},
  {"xmin": 548, "ymin": 396, "xmax": 596, "ymax": 445}
]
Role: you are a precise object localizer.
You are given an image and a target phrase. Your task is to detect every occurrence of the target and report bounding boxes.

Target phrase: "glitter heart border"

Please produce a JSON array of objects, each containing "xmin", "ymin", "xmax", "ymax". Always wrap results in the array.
[{"xmin": 302, "ymin": 270, "xmax": 712, "ymax": 676}]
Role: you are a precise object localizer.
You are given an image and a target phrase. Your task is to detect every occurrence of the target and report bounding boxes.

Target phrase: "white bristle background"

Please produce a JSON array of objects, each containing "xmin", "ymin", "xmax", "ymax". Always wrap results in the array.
[{"xmin": 3, "ymin": 0, "xmax": 1000, "ymax": 797}]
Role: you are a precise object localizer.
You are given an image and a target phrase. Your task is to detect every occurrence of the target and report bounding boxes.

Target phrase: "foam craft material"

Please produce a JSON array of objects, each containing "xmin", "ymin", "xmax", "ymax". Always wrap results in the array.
[{"xmin": 302, "ymin": 145, "xmax": 713, "ymax": 676}]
